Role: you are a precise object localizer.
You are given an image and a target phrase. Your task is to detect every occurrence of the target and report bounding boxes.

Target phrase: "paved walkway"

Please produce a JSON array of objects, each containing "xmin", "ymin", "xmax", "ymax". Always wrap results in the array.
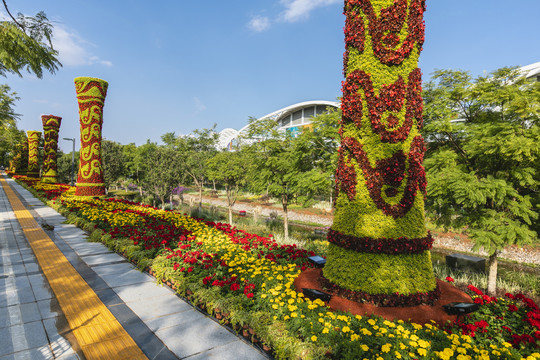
[{"xmin": 0, "ymin": 174, "xmax": 268, "ymax": 360}]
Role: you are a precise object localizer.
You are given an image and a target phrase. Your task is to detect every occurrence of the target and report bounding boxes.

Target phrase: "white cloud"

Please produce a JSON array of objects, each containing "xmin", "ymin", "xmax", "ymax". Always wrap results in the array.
[
  {"xmin": 247, "ymin": 15, "xmax": 271, "ymax": 32},
  {"xmin": 279, "ymin": 0, "xmax": 340, "ymax": 23},
  {"xmin": 52, "ymin": 25, "xmax": 112, "ymax": 67},
  {"xmin": 193, "ymin": 97, "xmax": 207, "ymax": 113}
]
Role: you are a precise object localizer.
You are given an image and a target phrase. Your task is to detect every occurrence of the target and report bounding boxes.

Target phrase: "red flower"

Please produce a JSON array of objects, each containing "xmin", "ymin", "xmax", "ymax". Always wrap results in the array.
[
  {"xmin": 230, "ymin": 283, "xmax": 240, "ymax": 291},
  {"xmin": 445, "ymin": 276, "xmax": 454, "ymax": 283},
  {"xmin": 474, "ymin": 297, "xmax": 483, "ymax": 305},
  {"xmin": 508, "ymin": 304, "xmax": 518, "ymax": 312}
]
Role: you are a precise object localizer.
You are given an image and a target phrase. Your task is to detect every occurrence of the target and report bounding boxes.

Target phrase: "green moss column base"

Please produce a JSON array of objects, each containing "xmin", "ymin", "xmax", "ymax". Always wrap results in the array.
[
  {"xmin": 41, "ymin": 174, "xmax": 57, "ymax": 184},
  {"xmin": 323, "ymin": 243, "xmax": 437, "ymax": 297}
]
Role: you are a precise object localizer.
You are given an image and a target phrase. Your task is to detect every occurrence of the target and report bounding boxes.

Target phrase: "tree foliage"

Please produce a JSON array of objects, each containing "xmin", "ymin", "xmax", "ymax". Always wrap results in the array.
[
  {"xmin": 102, "ymin": 139, "xmax": 126, "ymax": 191},
  {"xmin": 142, "ymin": 146, "xmax": 180, "ymax": 209},
  {"xmin": 207, "ymin": 150, "xmax": 250, "ymax": 224},
  {"xmin": 423, "ymin": 67, "xmax": 539, "ymax": 294},
  {"xmin": 0, "ymin": 7, "xmax": 61, "ymax": 78}
]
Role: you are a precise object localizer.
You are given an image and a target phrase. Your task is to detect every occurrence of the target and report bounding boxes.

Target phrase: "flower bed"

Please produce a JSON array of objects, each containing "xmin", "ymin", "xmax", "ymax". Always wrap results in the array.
[{"xmin": 13, "ymin": 176, "xmax": 540, "ymax": 359}]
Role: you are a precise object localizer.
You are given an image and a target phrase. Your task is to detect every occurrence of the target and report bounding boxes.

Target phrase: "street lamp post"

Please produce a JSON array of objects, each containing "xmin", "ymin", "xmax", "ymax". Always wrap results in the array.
[{"xmin": 63, "ymin": 137, "xmax": 75, "ymax": 186}]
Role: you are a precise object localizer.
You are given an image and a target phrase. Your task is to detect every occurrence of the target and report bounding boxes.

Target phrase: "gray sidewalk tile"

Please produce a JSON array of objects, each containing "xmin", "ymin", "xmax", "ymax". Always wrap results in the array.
[
  {"xmin": 36, "ymin": 299, "xmax": 62, "ymax": 320},
  {"xmin": 28, "ymin": 275, "xmax": 53, "ymax": 301},
  {"xmin": 81, "ymin": 253, "xmax": 126, "ymax": 267},
  {"xmin": 0, "ymin": 346, "xmax": 55, "ymax": 360},
  {"xmin": 0, "ymin": 321, "xmax": 49, "ymax": 357},
  {"xmin": 99, "ymin": 270, "xmax": 154, "ymax": 288},
  {"xmin": 42, "ymin": 318, "xmax": 80, "ymax": 360},
  {"xmin": 2, "ymin": 287, "xmax": 36, "ymax": 308},
  {"xmin": 91, "ymin": 262, "xmax": 137, "ymax": 276},
  {"xmin": 0, "ymin": 302, "xmax": 42, "ymax": 329},
  {"xmin": 125, "ymin": 294, "xmax": 192, "ymax": 321},
  {"xmin": 0, "ymin": 276, "xmax": 30, "ymax": 293},
  {"xmin": 113, "ymin": 282, "xmax": 174, "ymax": 302},
  {"xmin": 144, "ymin": 309, "xmax": 204, "ymax": 333},
  {"xmin": 66, "ymin": 242, "xmax": 110, "ymax": 256},
  {"xmin": 155, "ymin": 318, "xmax": 238, "ymax": 359},
  {"xmin": 185, "ymin": 340, "xmax": 269, "ymax": 360}
]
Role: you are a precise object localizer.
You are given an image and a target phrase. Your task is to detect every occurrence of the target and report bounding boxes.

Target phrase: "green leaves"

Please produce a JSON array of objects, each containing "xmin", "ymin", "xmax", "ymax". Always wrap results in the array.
[
  {"xmin": 0, "ymin": 13, "xmax": 61, "ymax": 78},
  {"xmin": 423, "ymin": 67, "xmax": 539, "ymax": 255}
]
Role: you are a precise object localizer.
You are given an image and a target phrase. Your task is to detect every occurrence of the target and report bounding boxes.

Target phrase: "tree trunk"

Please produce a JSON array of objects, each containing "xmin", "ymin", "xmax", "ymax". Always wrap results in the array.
[
  {"xmin": 198, "ymin": 185, "xmax": 203, "ymax": 213},
  {"xmin": 487, "ymin": 250, "xmax": 499, "ymax": 296},
  {"xmin": 170, "ymin": 190, "xmax": 173, "ymax": 208},
  {"xmin": 282, "ymin": 194, "xmax": 289, "ymax": 240},
  {"xmin": 226, "ymin": 186, "xmax": 234, "ymax": 225}
]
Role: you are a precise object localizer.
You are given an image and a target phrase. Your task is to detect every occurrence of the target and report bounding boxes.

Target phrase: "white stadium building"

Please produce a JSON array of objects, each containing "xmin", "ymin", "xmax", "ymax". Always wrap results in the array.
[{"xmin": 218, "ymin": 100, "xmax": 340, "ymax": 149}]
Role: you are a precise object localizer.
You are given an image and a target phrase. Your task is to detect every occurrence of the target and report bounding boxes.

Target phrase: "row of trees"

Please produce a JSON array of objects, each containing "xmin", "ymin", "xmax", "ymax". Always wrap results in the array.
[{"xmin": 92, "ymin": 108, "xmax": 340, "ymax": 239}]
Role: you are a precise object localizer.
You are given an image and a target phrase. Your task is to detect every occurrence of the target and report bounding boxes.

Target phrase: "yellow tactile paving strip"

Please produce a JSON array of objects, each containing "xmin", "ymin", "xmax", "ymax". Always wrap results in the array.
[{"xmin": 0, "ymin": 177, "xmax": 148, "ymax": 360}]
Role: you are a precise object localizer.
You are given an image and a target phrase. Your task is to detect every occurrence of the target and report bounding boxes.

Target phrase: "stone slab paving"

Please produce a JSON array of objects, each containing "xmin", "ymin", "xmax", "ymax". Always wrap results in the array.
[
  {"xmin": 1, "ymin": 175, "xmax": 269, "ymax": 360},
  {"xmin": 0, "ymin": 178, "xmax": 80, "ymax": 360}
]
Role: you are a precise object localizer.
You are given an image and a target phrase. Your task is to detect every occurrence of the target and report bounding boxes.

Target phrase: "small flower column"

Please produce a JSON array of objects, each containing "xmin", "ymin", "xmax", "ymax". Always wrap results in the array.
[
  {"xmin": 74, "ymin": 77, "xmax": 108, "ymax": 196},
  {"xmin": 11, "ymin": 141, "xmax": 28, "ymax": 175},
  {"xmin": 41, "ymin": 115, "xmax": 62, "ymax": 183},
  {"xmin": 323, "ymin": 0, "xmax": 437, "ymax": 306},
  {"xmin": 27, "ymin": 131, "xmax": 42, "ymax": 178}
]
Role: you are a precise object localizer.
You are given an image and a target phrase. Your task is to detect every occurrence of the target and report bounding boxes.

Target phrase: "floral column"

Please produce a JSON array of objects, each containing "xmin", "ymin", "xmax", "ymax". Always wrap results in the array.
[
  {"xmin": 27, "ymin": 131, "xmax": 42, "ymax": 178},
  {"xmin": 323, "ymin": 0, "xmax": 437, "ymax": 306},
  {"xmin": 11, "ymin": 141, "xmax": 28, "ymax": 175},
  {"xmin": 41, "ymin": 115, "xmax": 62, "ymax": 183},
  {"xmin": 74, "ymin": 77, "xmax": 108, "ymax": 196}
]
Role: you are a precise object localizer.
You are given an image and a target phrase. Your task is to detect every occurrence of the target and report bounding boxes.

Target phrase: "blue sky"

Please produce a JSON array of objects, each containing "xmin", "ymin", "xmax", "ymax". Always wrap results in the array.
[{"xmin": 3, "ymin": 0, "xmax": 539, "ymax": 153}]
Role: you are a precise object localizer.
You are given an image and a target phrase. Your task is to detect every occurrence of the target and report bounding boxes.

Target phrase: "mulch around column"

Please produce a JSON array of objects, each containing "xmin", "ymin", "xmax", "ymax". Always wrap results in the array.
[{"xmin": 294, "ymin": 268, "xmax": 472, "ymax": 327}]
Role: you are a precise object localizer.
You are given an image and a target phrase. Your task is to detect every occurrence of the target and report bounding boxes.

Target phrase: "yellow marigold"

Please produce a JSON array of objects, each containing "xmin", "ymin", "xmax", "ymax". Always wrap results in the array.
[
  {"xmin": 381, "ymin": 344, "xmax": 391, "ymax": 353},
  {"xmin": 322, "ymin": 328, "xmax": 329, "ymax": 334},
  {"xmin": 368, "ymin": 319, "xmax": 376, "ymax": 326},
  {"xmin": 360, "ymin": 344, "xmax": 369, "ymax": 352},
  {"xmin": 342, "ymin": 326, "xmax": 350, "ymax": 333},
  {"xmin": 311, "ymin": 335, "xmax": 317, "ymax": 342},
  {"xmin": 417, "ymin": 348, "xmax": 427, "ymax": 357}
]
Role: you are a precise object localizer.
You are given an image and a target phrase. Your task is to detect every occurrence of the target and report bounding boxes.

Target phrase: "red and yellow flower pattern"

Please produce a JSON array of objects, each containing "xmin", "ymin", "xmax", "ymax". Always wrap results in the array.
[
  {"xmin": 73, "ymin": 77, "xmax": 108, "ymax": 196},
  {"xmin": 41, "ymin": 115, "xmax": 62, "ymax": 184}
]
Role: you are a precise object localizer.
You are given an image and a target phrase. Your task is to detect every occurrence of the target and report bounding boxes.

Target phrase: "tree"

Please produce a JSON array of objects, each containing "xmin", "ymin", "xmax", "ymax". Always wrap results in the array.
[
  {"xmin": 207, "ymin": 150, "xmax": 250, "ymax": 225},
  {"xmin": 423, "ymin": 67, "xmax": 540, "ymax": 295},
  {"xmin": 142, "ymin": 146, "xmax": 180, "ymax": 209},
  {"xmin": 102, "ymin": 139, "xmax": 126, "ymax": 192},
  {"xmin": 56, "ymin": 150, "xmax": 79, "ymax": 185},
  {"xmin": 0, "ymin": 4, "xmax": 61, "ymax": 78},
  {"xmin": 123, "ymin": 140, "xmax": 157, "ymax": 196},
  {"xmin": 174, "ymin": 128, "xmax": 219, "ymax": 210},
  {"xmin": 294, "ymin": 106, "xmax": 341, "ymax": 204},
  {"xmin": 244, "ymin": 117, "xmax": 306, "ymax": 239}
]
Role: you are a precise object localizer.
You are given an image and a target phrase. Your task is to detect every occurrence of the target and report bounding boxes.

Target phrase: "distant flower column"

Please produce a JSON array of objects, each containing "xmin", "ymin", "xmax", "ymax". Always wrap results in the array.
[
  {"xmin": 41, "ymin": 115, "xmax": 62, "ymax": 183},
  {"xmin": 74, "ymin": 77, "xmax": 108, "ymax": 196},
  {"xmin": 11, "ymin": 140, "xmax": 28, "ymax": 175},
  {"xmin": 27, "ymin": 131, "xmax": 42, "ymax": 178}
]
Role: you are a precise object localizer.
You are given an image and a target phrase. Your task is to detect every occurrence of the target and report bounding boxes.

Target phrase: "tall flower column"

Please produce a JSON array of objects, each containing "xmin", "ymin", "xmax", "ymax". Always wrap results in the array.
[
  {"xmin": 27, "ymin": 131, "xmax": 42, "ymax": 178},
  {"xmin": 41, "ymin": 115, "xmax": 62, "ymax": 183},
  {"xmin": 323, "ymin": 0, "xmax": 437, "ymax": 306},
  {"xmin": 74, "ymin": 77, "xmax": 108, "ymax": 196}
]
